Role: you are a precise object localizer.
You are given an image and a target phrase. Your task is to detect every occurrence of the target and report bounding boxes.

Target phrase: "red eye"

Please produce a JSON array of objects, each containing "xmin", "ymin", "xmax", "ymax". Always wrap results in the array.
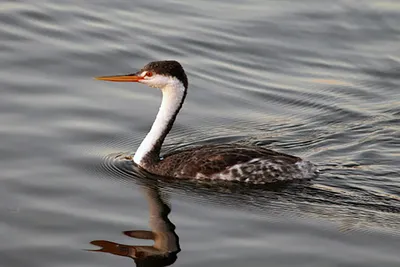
[{"xmin": 146, "ymin": 71, "xmax": 153, "ymax": 77}]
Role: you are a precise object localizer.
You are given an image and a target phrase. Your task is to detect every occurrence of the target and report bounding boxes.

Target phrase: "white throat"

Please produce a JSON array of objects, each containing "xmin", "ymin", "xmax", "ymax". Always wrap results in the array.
[{"xmin": 133, "ymin": 77, "xmax": 186, "ymax": 165}]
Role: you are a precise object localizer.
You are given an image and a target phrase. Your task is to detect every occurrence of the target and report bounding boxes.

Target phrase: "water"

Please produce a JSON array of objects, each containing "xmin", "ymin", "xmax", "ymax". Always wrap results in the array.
[{"xmin": 1, "ymin": 0, "xmax": 399, "ymax": 266}]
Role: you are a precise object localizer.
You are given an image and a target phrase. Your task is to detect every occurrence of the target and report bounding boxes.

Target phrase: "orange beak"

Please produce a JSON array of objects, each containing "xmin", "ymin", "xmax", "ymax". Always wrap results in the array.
[{"xmin": 95, "ymin": 74, "xmax": 143, "ymax": 82}]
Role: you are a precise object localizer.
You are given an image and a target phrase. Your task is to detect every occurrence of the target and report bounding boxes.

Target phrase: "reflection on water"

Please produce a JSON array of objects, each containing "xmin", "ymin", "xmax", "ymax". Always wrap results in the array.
[
  {"xmin": 89, "ymin": 180, "xmax": 180, "ymax": 267},
  {"xmin": 88, "ymin": 154, "xmax": 400, "ymax": 267}
]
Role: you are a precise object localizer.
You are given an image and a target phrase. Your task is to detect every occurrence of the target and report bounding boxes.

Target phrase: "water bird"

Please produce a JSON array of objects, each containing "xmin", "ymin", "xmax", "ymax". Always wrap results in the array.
[{"xmin": 96, "ymin": 60, "xmax": 317, "ymax": 184}]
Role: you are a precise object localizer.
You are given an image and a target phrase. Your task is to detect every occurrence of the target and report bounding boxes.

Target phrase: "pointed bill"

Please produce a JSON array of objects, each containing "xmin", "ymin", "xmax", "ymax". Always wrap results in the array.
[{"xmin": 95, "ymin": 74, "xmax": 142, "ymax": 82}]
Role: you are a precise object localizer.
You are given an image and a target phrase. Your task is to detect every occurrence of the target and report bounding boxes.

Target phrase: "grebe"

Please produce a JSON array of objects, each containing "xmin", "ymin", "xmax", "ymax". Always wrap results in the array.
[{"xmin": 96, "ymin": 60, "xmax": 317, "ymax": 184}]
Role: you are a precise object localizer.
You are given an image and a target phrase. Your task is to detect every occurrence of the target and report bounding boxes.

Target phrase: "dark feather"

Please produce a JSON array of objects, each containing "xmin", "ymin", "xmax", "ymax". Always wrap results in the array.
[{"xmin": 144, "ymin": 144, "xmax": 307, "ymax": 183}]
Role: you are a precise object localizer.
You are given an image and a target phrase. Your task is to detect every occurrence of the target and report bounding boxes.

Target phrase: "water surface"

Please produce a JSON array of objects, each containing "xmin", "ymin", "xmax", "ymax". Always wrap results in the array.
[{"xmin": 1, "ymin": 1, "xmax": 399, "ymax": 266}]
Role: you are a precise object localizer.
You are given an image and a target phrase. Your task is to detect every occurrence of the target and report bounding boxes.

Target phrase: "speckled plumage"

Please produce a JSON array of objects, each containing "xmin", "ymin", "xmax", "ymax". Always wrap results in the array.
[{"xmin": 141, "ymin": 144, "xmax": 317, "ymax": 184}]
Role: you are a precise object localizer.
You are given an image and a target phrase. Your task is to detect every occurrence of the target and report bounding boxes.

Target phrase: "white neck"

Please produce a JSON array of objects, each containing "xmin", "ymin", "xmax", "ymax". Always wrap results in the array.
[{"xmin": 134, "ymin": 78, "xmax": 186, "ymax": 165}]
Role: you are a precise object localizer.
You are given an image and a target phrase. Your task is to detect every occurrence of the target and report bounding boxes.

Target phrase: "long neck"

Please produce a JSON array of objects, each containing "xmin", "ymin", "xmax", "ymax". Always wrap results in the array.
[{"xmin": 133, "ymin": 79, "xmax": 186, "ymax": 166}]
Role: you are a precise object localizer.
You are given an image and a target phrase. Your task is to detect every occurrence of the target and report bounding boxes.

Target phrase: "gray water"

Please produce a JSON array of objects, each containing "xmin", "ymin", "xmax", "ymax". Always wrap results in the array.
[{"xmin": 1, "ymin": 1, "xmax": 400, "ymax": 266}]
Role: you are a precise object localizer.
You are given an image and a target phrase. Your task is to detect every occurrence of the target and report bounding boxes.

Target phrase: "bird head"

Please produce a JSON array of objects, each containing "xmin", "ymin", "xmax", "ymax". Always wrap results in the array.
[{"xmin": 96, "ymin": 60, "xmax": 188, "ymax": 90}]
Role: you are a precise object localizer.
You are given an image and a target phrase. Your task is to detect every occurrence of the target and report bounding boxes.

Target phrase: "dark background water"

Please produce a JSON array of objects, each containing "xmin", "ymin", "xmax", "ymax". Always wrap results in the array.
[{"xmin": 1, "ymin": 0, "xmax": 399, "ymax": 266}]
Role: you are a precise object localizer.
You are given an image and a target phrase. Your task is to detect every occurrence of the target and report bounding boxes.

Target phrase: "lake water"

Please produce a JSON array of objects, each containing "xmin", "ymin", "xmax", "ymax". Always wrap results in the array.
[{"xmin": 1, "ymin": 1, "xmax": 399, "ymax": 266}]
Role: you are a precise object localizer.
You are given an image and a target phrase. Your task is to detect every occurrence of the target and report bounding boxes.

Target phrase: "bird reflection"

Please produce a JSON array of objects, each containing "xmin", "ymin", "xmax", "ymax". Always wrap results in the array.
[{"xmin": 88, "ymin": 183, "xmax": 180, "ymax": 267}]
